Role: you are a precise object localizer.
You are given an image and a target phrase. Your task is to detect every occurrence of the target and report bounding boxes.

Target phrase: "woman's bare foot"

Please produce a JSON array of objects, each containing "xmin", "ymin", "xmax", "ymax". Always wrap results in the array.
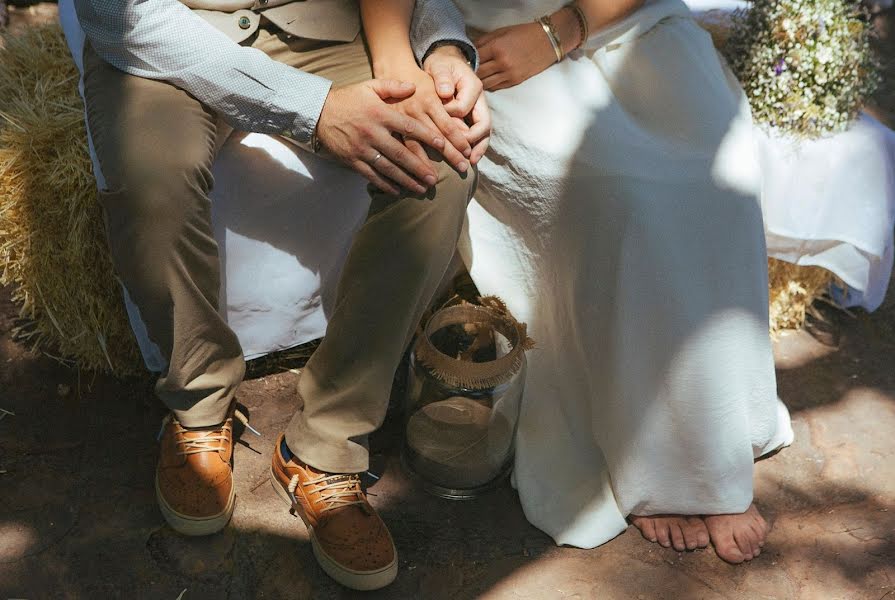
[
  {"xmin": 703, "ymin": 504, "xmax": 769, "ymax": 564},
  {"xmin": 630, "ymin": 515, "xmax": 710, "ymax": 552}
]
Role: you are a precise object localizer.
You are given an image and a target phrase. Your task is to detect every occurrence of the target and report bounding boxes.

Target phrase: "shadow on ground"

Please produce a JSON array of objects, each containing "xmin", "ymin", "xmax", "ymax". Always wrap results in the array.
[{"xmin": 2, "ymin": 273, "xmax": 895, "ymax": 599}]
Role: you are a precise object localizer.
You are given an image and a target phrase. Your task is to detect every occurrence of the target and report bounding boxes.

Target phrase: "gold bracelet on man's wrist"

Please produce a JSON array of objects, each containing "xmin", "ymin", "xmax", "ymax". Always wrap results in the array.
[{"xmin": 536, "ymin": 15, "xmax": 564, "ymax": 63}]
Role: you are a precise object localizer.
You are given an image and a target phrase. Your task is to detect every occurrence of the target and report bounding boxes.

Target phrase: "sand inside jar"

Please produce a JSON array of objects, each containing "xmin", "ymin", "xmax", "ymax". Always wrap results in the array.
[{"xmin": 405, "ymin": 395, "xmax": 513, "ymax": 490}]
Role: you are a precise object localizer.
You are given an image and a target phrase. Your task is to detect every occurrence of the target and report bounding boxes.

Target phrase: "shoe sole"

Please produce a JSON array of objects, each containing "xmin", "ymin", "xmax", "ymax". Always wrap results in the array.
[
  {"xmin": 269, "ymin": 466, "xmax": 398, "ymax": 591},
  {"xmin": 155, "ymin": 473, "xmax": 235, "ymax": 536}
]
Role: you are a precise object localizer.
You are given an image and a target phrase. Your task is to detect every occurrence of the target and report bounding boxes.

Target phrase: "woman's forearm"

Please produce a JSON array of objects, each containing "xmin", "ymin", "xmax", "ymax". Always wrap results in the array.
[
  {"xmin": 360, "ymin": 0, "xmax": 419, "ymax": 78},
  {"xmin": 549, "ymin": 0, "xmax": 646, "ymax": 54}
]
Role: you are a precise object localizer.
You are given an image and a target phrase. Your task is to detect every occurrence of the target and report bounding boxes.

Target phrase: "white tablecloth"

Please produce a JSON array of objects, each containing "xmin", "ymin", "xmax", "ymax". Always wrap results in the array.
[
  {"xmin": 688, "ymin": 0, "xmax": 895, "ymax": 311},
  {"xmin": 60, "ymin": 0, "xmax": 895, "ymax": 370}
]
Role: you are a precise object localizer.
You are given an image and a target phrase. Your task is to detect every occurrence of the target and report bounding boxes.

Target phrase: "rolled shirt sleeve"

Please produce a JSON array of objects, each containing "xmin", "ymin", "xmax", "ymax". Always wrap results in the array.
[
  {"xmin": 410, "ymin": 0, "xmax": 479, "ymax": 69},
  {"xmin": 73, "ymin": 0, "xmax": 332, "ymax": 143}
]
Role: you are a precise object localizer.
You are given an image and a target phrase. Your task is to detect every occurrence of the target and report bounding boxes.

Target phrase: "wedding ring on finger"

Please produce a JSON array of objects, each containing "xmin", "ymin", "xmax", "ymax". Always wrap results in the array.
[{"xmin": 370, "ymin": 152, "xmax": 383, "ymax": 166}]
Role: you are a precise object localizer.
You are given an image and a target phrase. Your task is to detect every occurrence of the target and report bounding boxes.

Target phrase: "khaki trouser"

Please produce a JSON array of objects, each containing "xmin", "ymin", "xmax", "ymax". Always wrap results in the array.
[{"xmin": 83, "ymin": 27, "xmax": 476, "ymax": 473}]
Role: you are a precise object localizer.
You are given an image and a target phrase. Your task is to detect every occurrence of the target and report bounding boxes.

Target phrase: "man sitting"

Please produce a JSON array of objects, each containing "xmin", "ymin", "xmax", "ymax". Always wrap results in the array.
[{"xmin": 73, "ymin": 0, "xmax": 488, "ymax": 590}]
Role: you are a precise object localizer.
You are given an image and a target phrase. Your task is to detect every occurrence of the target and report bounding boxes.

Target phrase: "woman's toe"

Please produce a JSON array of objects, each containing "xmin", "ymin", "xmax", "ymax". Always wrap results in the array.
[
  {"xmin": 714, "ymin": 534, "xmax": 745, "ymax": 563},
  {"xmin": 640, "ymin": 518, "xmax": 658, "ymax": 542},
  {"xmin": 656, "ymin": 522, "xmax": 672, "ymax": 548},
  {"xmin": 631, "ymin": 516, "xmax": 659, "ymax": 542},
  {"xmin": 682, "ymin": 518, "xmax": 706, "ymax": 550},
  {"xmin": 750, "ymin": 522, "xmax": 767, "ymax": 548},
  {"xmin": 696, "ymin": 528, "xmax": 710, "ymax": 548},
  {"xmin": 734, "ymin": 531, "xmax": 755, "ymax": 560},
  {"xmin": 670, "ymin": 523, "xmax": 686, "ymax": 551}
]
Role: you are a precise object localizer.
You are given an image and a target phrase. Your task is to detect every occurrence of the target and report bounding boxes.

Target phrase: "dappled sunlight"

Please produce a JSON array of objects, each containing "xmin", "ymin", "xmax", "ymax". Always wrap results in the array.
[{"xmin": 0, "ymin": 522, "xmax": 38, "ymax": 563}]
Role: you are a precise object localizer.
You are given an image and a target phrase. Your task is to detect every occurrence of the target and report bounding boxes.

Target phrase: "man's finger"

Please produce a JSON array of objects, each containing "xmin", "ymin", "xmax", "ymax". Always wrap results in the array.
[
  {"xmin": 466, "ymin": 94, "xmax": 491, "ymax": 164},
  {"xmin": 452, "ymin": 72, "xmax": 482, "ymax": 116},
  {"xmin": 367, "ymin": 78, "xmax": 416, "ymax": 101},
  {"xmin": 405, "ymin": 138, "xmax": 429, "ymax": 166},
  {"xmin": 418, "ymin": 112, "xmax": 466, "ymax": 170},
  {"xmin": 428, "ymin": 63, "xmax": 457, "ymax": 100},
  {"xmin": 429, "ymin": 105, "xmax": 472, "ymax": 160},
  {"xmin": 470, "ymin": 135, "xmax": 490, "ymax": 165},
  {"xmin": 376, "ymin": 133, "xmax": 441, "ymax": 185},
  {"xmin": 451, "ymin": 116, "xmax": 470, "ymax": 132},
  {"xmin": 466, "ymin": 96, "xmax": 491, "ymax": 142},
  {"xmin": 467, "ymin": 117, "xmax": 491, "ymax": 165},
  {"xmin": 368, "ymin": 148, "xmax": 429, "ymax": 194},
  {"xmin": 382, "ymin": 109, "xmax": 449, "ymax": 156},
  {"xmin": 352, "ymin": 159, "xmax": 400, "ymax": 196},
  {"xmin": 466, "ymin": 119, "xmax": 491, "ymax": 147}
]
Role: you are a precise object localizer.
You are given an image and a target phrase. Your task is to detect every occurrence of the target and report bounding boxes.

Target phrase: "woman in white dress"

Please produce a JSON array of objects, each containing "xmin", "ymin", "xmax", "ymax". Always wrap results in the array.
[{"xmin": 361, "ymin": 0, "xmax": 794, "ymax": 563}]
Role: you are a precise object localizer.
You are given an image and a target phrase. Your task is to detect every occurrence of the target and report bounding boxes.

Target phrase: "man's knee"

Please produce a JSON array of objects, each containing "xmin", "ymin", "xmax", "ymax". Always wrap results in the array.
[{"xmin": 430, "ymin": 159, "xmax": 477, "ymax": 219}]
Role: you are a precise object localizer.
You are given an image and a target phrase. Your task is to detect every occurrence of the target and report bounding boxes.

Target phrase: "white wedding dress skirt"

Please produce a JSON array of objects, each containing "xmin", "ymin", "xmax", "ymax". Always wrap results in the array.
[{"xmin": 455, "ymin": 0, "xmax": 794, "ymax": 548}]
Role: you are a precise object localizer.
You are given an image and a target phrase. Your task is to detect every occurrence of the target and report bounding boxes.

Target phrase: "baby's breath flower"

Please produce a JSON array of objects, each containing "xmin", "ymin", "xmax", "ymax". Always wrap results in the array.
[{"xmin": 724, "ymin": 0, "xmax": 880, "ymax": 138}]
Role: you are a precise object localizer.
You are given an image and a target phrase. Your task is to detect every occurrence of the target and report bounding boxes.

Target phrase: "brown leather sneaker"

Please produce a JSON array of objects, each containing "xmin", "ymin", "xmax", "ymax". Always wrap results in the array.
[
  {"xmin": 270, "ymin": 434, "xmax": 397, "ymax": 591},
  {"xmin": 155, "ymin": 412, "xmax": 241, "ymax": 536}
]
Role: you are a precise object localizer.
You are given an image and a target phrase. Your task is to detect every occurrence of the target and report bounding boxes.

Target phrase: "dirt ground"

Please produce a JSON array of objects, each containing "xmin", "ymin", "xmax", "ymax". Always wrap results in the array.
[
  {"xmin": 2, "ymin": 3, "xmax": 895, "ymax": 600},
  {"xmin": 3, "ymin": 277, "xmax": 895, "ymax": 600}
]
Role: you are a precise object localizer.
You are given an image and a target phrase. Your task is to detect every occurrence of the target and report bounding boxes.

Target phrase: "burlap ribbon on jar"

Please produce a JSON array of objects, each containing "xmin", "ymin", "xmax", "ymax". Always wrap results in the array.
[{"xmin": 413, "ymin": 296, "xmax": 535, "ymax": 390}]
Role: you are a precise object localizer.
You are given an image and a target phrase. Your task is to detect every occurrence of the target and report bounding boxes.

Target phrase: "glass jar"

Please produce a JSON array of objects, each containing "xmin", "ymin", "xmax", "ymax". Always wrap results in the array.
[{"xmin": 402, "ymin": 302, "xmax": 531, "ymax": 499}]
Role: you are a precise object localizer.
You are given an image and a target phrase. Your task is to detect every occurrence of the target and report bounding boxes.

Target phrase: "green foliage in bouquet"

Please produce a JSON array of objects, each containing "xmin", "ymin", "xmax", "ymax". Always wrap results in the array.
[{"xmin": 725, "ymin": 0, "xmax": 880, "ymax": 138}]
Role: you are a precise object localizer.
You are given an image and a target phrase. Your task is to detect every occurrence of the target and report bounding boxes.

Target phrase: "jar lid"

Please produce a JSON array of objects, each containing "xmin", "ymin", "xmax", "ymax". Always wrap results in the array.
[{"xmin": 413, "ymin": 299, "xmax": 534, "ymax": 390}]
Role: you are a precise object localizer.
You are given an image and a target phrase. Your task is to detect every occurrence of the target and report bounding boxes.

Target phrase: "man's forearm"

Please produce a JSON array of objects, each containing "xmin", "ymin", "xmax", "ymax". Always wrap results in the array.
[{"xmin": 74, "ymin": 0, "xmax": 332, "ymax": 143}]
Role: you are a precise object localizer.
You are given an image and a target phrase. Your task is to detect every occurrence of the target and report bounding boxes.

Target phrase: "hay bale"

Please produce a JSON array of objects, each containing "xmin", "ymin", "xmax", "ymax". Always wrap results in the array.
[
  {"xmin": 767, "ymin": 257, "xmax": 834, "ymax": 337},
  {"xmin": 0, "ymin": 24, "xmax": 836, "ymax": 377},
  {"xmin": 0, "ymin": 25, "xmax": 142, "ymax": 375}
]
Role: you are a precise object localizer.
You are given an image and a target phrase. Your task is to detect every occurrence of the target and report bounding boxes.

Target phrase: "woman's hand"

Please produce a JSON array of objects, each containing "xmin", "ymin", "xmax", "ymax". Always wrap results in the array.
[
  {"xmin": 378, "ymin": 63, "xmax": 472, "ymax": 173},
  {"xmin": 477, "ymin": 22, "xmax": 559, "ymax": 91}
]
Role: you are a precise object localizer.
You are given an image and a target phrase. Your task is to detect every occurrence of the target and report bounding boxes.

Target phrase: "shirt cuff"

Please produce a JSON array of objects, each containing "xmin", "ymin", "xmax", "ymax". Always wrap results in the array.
[
  {"xmin": 270, "ymin": 67, "xmax": 333, "ymax": 145},
  {"xmin": 420, "ymin": 40, "xmax": 479, "ymax": 71}
]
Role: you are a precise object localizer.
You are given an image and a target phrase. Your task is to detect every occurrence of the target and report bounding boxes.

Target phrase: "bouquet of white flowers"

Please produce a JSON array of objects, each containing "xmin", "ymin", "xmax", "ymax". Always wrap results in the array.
[{"xmin": 724, "ymin": 0, "xmax": 880, "ymax": 138}]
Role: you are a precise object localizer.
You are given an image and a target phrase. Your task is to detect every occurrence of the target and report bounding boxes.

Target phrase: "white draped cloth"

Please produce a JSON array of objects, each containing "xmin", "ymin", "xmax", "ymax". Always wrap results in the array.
[
  {"xmin": 455, "ymin": 0, "xmax": 794, "ymax": 547},
  {"xmin": 61, "ymin": 0, "xmax": 894, "ymax": 374}
]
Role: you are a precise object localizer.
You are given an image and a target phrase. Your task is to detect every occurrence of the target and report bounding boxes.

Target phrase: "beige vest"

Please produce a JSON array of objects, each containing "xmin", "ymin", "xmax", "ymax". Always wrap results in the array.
[{"xmin": 181, "ymin": 0, "xmax": 359, "ymax": 44}]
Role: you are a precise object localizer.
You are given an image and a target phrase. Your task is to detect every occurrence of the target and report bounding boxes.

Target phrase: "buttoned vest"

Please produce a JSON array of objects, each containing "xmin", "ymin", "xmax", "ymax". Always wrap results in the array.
[{"xmin": 180, "ymin": 0, "xmax": 359, "ymax": 44}]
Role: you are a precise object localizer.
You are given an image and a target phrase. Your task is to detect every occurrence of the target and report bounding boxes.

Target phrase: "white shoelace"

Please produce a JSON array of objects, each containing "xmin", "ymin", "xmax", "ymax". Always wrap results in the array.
[
  {"xmin": 157, "ymin": 410, "xmax": 260, "ymax": 455},
  {"xmin": 288, "ymin": 473, "xmax": 366, "ymax": 515}
]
